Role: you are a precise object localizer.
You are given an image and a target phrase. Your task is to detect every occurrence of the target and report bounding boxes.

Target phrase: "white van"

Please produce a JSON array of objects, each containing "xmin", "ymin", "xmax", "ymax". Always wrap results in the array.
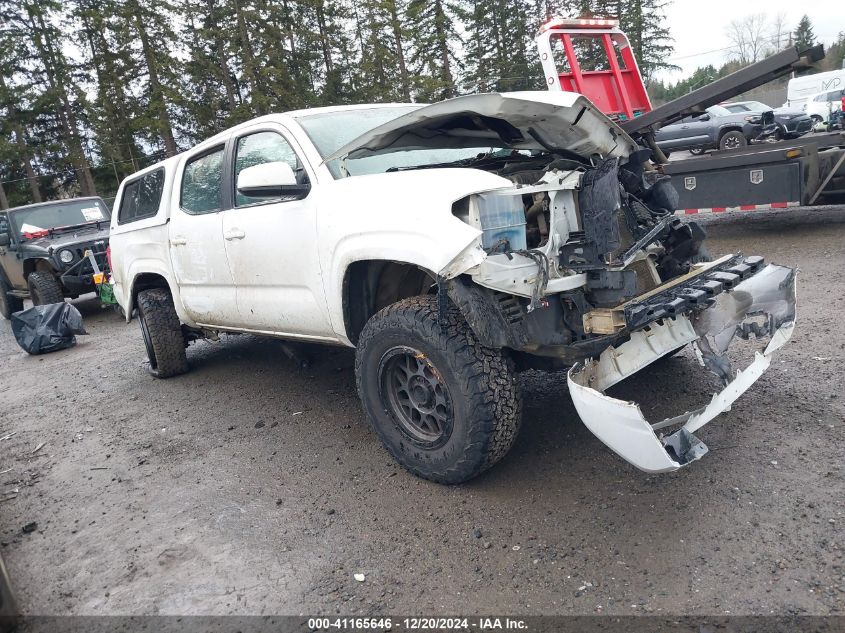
[
  {"xmin": 805, "ymin": 88, "xmax": 844, "ymax": 122},
  {"xmin": 786, "ymin": 69, "xmax": 845, "ymax": 109}
]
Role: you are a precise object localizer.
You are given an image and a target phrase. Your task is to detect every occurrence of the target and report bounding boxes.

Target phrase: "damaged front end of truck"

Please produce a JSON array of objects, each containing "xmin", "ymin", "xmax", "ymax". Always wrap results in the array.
[{"xmin": 329, "ymin": 92, "xmax": 797, "ymax": 473}]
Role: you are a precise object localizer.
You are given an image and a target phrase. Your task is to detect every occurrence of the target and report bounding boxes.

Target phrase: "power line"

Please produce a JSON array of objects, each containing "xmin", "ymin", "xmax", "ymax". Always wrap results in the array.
[
  {"xmin": 668, "ymin": 45, "xmax": 735, "ymax": 61},
  {"xmin": 0, "ymin": 152, "xmax": 164, "ymax": 187}
]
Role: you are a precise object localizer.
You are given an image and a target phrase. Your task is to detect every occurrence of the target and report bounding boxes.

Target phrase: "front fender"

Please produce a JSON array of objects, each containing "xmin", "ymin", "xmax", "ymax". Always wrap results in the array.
[{"xmin": 317, "ymin": 168, "xmax": 509, "ymax": 339}]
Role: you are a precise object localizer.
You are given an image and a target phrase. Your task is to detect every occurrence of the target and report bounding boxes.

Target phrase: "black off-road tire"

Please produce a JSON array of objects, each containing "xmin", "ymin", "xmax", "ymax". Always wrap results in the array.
[
  {"xmin": 718, "ymin": 130, "xmax": 747, "ymax": 151},
  {"xmin": 0, "ymin": 278, "xmax": 24, "ymax": 319},
  {"xmin": 137, "ymin": 288, "xmax": 188, "ymax": 379},
  {"xmin": 355, "ymin": 295, "xmax": 522, "ymax": 484},
  {"xmin": 27, "ymin": 272, "xmax": 64, "ymax": 306}
]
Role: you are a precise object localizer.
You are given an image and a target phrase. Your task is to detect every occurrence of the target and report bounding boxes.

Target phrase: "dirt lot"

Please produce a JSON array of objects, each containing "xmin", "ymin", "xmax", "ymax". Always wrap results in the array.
[{"xmin": 0, "ymin": 207, "xmax": 843, "ymax": 616}]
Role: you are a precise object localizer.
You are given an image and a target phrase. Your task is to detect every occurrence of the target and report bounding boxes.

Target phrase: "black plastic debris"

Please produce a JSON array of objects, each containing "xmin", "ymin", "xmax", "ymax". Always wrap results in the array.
[{"xmin": 10, "ymin": 303, "xmax": 87, "ymax": 355}]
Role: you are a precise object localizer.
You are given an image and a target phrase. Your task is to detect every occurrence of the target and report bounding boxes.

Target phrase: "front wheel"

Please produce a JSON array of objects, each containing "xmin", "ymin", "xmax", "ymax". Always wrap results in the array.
[
  {"xmin": 355, "ymin": 295, "xmax": 522, "ymax": 484},
  {"xmin": 719, "ymin": 130, "xmax": 747, "ymax": 151},
  {"xmin": 27, "ymin": 272, "xmax": 64, "ymax": 306},
  {"xmin": 137, "ymin": 288, "xmax": 188, "ymax": 378}
]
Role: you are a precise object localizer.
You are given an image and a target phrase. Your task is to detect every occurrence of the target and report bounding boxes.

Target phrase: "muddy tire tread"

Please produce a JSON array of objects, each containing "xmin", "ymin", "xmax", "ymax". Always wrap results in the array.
[
  {"xmin": 355, "ymin": 295, "xmax": 522, "ymax": 484},
  {"xmin": 137, "ymin": 288, "xmax": 188, "ymax": 379},
  {"xmin": 27, "ymin": 272, "xmax": 64, "ymax": 305}
]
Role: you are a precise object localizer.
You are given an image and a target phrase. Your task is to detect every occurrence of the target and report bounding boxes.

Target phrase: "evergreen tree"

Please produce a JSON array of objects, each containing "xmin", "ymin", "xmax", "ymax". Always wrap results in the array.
[
  {"xmin": 407, "ymin": 0, "xmax": 462, "ymax": 100},
  {"xmin": 0, "ymin": 0, "xmax": 683, "ymax": 201},
  {"xmin": 352, "ymin": 0, "xmax": 412, "ymax": 101},
  {"xmin": 793, "ymin": 15, "xmax": 816, "ymax": 52},
  {"xmin": 122, "ymin": 0, "xmax": 182, "ymax": 156},
  {"xmin": 181, "ymin": 0, "xmax": 244, "ymax": 138},
  {"xmin": 594, "ymin": 0, "xmax": 677, "ymax": 81},
  {"xmin": 3, "ymin": 0, "xmax": 99, "ymax": 197},
  {"xmin": 72, "ymin": 0, "xmax": 143, "ymax": 186},
  {"xmin": 462, "ymin": 0, "xmax": 541, "ymax": 93},
  {"xmin": 821, "ymin": 31, "xmax": 845, "ymax": 72}
]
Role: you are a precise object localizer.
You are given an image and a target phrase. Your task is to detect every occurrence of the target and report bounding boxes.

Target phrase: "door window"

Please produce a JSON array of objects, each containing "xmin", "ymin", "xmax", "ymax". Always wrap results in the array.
[
  {"xmin": 181, "ymin": 146, "xmax": 225, "ymax": 215},
  {"xmin": 0, "ymin": 214, "xmax": 9, "ymax": 235},
  {"xmin": 118, "ymin": 168, "xmax": 165, "ymax": 224},
  {"xmin": 233, "ymin": 131, "xmax": 309, "ymax": 207}
]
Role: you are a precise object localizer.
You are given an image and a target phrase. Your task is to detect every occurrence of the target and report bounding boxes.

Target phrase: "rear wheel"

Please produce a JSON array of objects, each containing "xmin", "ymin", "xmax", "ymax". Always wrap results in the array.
[
  {"xmin": 0, "ymin": 278, "xmax": 24, "ymax": 319},
  {"xmin": 355, "ymin": 295, "xmax": 522, "ymax": 484},
  {"xmin": 718, "ymin": 130, "xmax": 747, "ymax": 151},
  {"xmin": 27, "ymin": 272, "xmax": 64, "ymax": 305},
  {"xmin": 137, "ymin": 288, "xmax": 188, "ymax": 378},
  {"xmin": 689, "ymin": 147, "xmax": 707, "ymax": 156}
]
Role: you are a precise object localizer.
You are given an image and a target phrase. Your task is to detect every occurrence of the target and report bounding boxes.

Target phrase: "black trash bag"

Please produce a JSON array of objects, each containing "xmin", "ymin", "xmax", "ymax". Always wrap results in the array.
[{"xmin": 10, "ymin": 303, "xmax": 87, "ymax": 355}]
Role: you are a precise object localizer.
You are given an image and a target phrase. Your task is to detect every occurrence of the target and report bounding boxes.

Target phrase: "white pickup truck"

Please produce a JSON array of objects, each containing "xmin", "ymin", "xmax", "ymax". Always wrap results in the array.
[{"xmin": 109, "ymin": 92, "xmax": 796, "ymax": 484}]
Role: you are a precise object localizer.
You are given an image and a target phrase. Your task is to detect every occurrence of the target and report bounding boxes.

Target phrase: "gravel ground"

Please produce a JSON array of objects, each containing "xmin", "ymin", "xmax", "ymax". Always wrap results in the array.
[{"xmin": 0, "ymin": 206, "xmax": 843, "ymax": 616}]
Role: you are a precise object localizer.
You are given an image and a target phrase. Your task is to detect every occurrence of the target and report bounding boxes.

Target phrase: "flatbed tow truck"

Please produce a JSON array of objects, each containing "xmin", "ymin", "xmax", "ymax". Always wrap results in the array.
[{"xmin": 536, "ymin": 18, "xmax": 845, "ymax": 214}]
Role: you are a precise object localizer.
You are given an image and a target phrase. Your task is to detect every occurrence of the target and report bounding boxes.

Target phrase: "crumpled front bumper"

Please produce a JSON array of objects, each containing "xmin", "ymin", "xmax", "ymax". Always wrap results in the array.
[{"xmin": 567, "ymin": 263, "xmax": 797, "ymax": 473}]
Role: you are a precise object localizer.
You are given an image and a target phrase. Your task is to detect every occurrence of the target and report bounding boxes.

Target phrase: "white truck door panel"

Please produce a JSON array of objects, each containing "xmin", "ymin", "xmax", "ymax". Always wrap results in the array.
[
  {"xmin": 168, "ymin": 145, "xmax": 238, "ymax": 326},
  {"xmin": 222, "ymin": 128, "xmax": 333, "ymax": 337}
]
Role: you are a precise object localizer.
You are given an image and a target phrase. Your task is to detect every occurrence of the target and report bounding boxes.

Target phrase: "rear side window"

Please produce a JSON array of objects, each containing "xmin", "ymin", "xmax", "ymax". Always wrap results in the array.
[
  {"xmin": 181, "ymin": 147, "xmax": 225, "ymax": 215},
  {"xmin": 118, "ymin": 169, "xmax": 164, "ymax": 224}
]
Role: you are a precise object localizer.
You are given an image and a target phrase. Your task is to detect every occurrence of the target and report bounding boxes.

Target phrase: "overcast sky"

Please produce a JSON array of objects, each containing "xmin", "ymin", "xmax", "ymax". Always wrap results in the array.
[{"xmin": 656, "ymin": 0, "xmax": 842, "ymax": 82}]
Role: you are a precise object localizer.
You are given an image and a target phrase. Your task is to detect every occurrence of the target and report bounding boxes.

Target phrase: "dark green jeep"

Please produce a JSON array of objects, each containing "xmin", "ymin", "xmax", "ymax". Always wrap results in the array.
[{"xmin": 0, "ymin": 197, "xmax": 110, "ymax": 319}]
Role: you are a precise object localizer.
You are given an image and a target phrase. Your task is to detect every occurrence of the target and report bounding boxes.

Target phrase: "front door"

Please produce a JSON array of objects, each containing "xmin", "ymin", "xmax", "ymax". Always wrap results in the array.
[
  {"xmin": 168, "ymin": 144, "xmax": 238, "ymax": 326},
  {"xmin": 220, "ymin": 127, "xmax": 334, "ymax": 339}
]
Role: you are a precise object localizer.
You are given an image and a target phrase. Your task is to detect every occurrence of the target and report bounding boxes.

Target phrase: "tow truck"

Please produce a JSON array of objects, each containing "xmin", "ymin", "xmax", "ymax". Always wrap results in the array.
[{"xmin": 536, "ymin": 17, "xmax": 845, "ymax": 214}]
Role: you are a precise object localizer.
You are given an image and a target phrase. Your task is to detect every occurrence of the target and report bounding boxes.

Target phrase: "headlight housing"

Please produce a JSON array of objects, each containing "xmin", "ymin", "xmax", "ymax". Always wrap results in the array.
[{"xmin": 59, "ymin": 249, "xmax": 75, "ymax": 264}]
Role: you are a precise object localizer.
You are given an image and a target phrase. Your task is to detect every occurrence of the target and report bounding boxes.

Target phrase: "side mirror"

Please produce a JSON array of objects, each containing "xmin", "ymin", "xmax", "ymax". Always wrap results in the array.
[
  {"xmin": 0, "ymin": 232, "xmax": 10, "ymax": 247},
  {"xmin": 236, "ymin": 162, "xmax": 309, "ymax": 199},
  {"xmin": 697, "ymin": 114, "xmax": 711, "ymax": 122}
]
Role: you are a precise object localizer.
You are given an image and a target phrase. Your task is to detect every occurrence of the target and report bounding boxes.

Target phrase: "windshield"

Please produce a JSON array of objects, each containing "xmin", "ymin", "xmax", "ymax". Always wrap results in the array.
[
  {"xmin": 10, "ymin": 199, "xmax": 110, "ymax": 239},
  {"xmin": 297, "ymin": 106, "xmax": 508, "ymax": 179}
]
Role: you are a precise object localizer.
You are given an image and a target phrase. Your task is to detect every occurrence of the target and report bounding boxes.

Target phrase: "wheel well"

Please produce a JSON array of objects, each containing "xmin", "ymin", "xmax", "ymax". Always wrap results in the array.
[
  {"xmin": 131, "ymin": 273, "xmax": 170, "ymax": 314},
  {"xmin": 23, "ymin": 259, "xmax": 55, "ymax": 279},
  {"xmin": 718, "ymin": 127, "xmax": 744, "ymax": 140},
  {"xmin": 343, "ymin": 260, "xmax": 437, "ymax": 345}
]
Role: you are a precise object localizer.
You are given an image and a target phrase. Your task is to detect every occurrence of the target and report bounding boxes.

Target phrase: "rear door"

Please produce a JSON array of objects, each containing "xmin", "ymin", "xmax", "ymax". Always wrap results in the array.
[
  {"xmin": 220, "ymin": 125, "xmax": 334, "ymax": 338},
  {"xmin": 168, "ymin": 143, "xmax": 238, "ymax": 326}
]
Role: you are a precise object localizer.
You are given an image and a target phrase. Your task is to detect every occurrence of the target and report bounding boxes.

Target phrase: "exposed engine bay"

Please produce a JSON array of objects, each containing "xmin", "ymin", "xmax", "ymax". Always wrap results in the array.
[
  {"xmin": 444, "ymin": 147, "xmax": 795, "ymax": 473},
  {"xmin": 448, "ymin": 147, "xmax": 712, "ymax": 338},
  {"xmin": 326, "ymin": 91, "xmax": 797, "ymax": 473}
]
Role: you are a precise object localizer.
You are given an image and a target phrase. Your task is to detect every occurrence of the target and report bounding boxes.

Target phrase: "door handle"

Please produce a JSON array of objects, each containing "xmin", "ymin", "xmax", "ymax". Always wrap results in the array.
[
  {"xmin": 224, "ymin": 229, "xmax": 246, "ymax": 241},
  {"xmin": 170, "ymin": 237, "xmax": 187, "ymax": 246}
]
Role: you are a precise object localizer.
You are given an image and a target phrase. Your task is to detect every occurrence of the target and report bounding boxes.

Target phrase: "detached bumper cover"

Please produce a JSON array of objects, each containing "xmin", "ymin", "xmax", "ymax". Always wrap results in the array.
[{"xmin": 568, "ymin": 263, "xmax": 796, "ymax": 473}]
